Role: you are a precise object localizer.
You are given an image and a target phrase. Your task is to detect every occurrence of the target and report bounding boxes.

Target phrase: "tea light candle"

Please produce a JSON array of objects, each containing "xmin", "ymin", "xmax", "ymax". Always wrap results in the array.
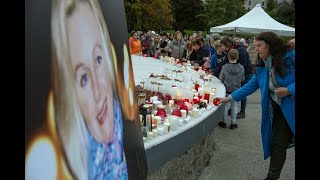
[
  {"xmin": 152, "ymin": 129, "xmax": 158, "ymax": 137},
  {"xmin": 155, "ymin": 116, "xmax": 161, "ymax": 125},
  {"xmin": 192, "ymin": 108, "xmax": 199, "ymax": 118},
  {"xmin": 147, "ymin": 132, "xmax": 153, "ymax": 140},
  {"xmin": 175, "ymin": 90, "xmax": 182, "ymax": 100},
  {"xmin": 179, "ymin": 119, "xmax": 183, "ymax": 126},
  {"xmin": 164, "ymin": 122, "xmax": 170, "ymax": 133},
  {"xmin": 193, "ymin": 97, "xmax": 199, "ymax": 103},
  {"xmin": 157, "ymin": 127, "xmax": 164, "ymax": 135},
  {"xmin": 169, "ymin": 100, "xmax": 174, "ymax": 105},
  {"xmin": 183, "ymin": 118, "xmax": 188, "ymax": 124},
  {"xmin": 180, "ymin": 109, "xmax": 187, "ymax": 118}
]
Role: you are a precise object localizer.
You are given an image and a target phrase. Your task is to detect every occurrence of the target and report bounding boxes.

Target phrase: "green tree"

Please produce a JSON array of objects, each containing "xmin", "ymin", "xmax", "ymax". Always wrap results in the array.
[
  {"xmin": 171, "ymin": 0, "xmax": 206, "ymax": 31},
  {"xmin": 124, "ymin": 0, "xmax": 174, "ymax": 31},
  {"xmin": 266, "ymin": 0, "xmax": 276, "ymax": 12},
  {"xmin": 275, "ymin": 1, "xmax": 295, "ymax": 27},
  {"xmin": 204, "ymin": 0, "xmax": 246, "ymax": 29}
]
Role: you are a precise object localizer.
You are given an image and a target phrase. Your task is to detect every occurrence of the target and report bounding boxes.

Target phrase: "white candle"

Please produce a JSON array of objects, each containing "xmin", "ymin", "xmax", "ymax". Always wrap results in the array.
[
  {"xmin": 157, "ymin": 127, "xmax": 164, "ymax": 136},
  {"xmin": 152, "ymin": 129, "xmax": 158, "ymax": 137},
  {"xmin": 179, "ymin": 119, "xmax": 183, "ymax": 126},
  {"xmin": 155, "ymin": 116, "xmax": 161, "ymax": 125},
  {"xmin": 164, "ymin": 122, "xmax": 170, "ymax": 133},
  {"xmin": 175, "ymin": 91, "xmax": 182, "ymax": 100},
  {"xmin": 147, "ymin": 132, "xmax": 153, "ymax": 140},
  {"xmin": 170, "ymin": 116, "xmax": 178, "ymax": 130},
  {"xmin": 209, "ymin": 93, "xmax": 215, "ymax": 104},
  {"xmin": 211, "ymin": 88, "xmax": 216, "ymax": 94},
  {"xmin": 194, "ymin": 92, "xmax": 199, "ymax": 97},
  {"xmin": 169, "ymin": 100, "xmax": 174, "ymax": 105},
  {"xmin": 180, "ymin": 109, "xmax": 187, "ymax": 118},
  {"xmin": 192, "ymin": 109, "xmax": 199, "ymax": 118},
  {"xmin": 183, "ymin": 118, "xmax": 189, "ymax": 124},
  {"xmin": 153, "ymin": 101, "xmax": 161, "ymax": 111}
]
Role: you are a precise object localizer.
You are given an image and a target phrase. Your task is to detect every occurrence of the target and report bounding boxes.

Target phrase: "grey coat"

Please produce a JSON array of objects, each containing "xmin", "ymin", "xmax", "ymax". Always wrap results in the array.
[
  {"xmin": 165, "ymin": 39, "xmax": 185, "ymax": 60},
  {"xmin": 219, "ymin": 63, "xmax": 245, "ymax": 93}
]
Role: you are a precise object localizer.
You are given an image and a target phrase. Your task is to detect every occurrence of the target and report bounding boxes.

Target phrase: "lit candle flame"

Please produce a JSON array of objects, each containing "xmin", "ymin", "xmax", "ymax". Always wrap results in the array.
[{"xmin": 25, "ymin": 91, "xmax": 73, "ymax": 180}]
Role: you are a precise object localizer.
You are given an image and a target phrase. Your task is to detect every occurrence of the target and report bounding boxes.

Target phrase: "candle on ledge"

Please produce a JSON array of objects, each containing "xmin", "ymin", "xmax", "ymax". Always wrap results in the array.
[
  {"xmin": 164, "ymin": 122, "xmax": 170, "ymax": 133},
  {"xmin": 180, "ymin": 109, "xmax": 187, "ymax": 118},
  {"xmin": 152, "ymin": 129, "xmax": 158, "ymax": 137},
  {"xmin": 193, "ymin": 97, "xmax": 199, "ymax": 103},
  {"xmin": 175, "ymin": 90, "xmax": 182, "ymax": 100},
  {"xmin": 209, "ymin": 93, "xmax": 215, "ymax": 104},
  {"xmin": 157, "ymin": 127, "xmax": 164, "ymax": 136},
  {"xmin": 179, "ymin": 119, "xmax": 183, "ymax": 126},
  {"xmin": 192, "ymin": 108, "xmax": 199, "ymax": 118},
  {"xmin": 147, "ymin": 131, "xmax": 153, "ymax": 140},
  {"xmin": 155, "ymin": 116, "xmax": 161, "ymax": 125}
]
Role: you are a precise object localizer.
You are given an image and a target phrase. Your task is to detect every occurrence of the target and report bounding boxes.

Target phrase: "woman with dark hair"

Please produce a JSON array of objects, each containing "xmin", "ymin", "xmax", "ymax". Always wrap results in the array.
[{"xmin": 216, "ymin": 32, "xmax": 295, "ymax": 180}]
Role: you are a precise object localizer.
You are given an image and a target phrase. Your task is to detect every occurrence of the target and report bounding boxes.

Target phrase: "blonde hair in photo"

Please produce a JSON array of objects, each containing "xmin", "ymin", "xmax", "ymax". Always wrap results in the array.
[{"xmin": 51, "ymin": 0, "xmax": 117, "ymax": 179}]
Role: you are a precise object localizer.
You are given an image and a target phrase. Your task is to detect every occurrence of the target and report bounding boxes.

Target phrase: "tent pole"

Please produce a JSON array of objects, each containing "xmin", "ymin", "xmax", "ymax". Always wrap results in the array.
[{"xmin": 233, "ymin": 27, "xmax": 236, "ymax": 38}]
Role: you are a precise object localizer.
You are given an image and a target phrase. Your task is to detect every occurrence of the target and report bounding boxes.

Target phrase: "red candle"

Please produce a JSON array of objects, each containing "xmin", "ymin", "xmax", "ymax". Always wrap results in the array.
[
  {"xmin": 204, "ymin": 93, "xmax": 210, "ymax": 102},
  {"xmin": 194, "ymin": 67, "xmax": 199, "ymax": 71},
  {"xmin": 213, "ymin": 98, "xmax": 220, "ymax": 106},
  {"xmin": 184, "ymin": 99, "xmax": 189, "ymax": 103},
  {"xmin": 198, "ymin": 94, "xmax": 202, "ymax": 100},
  {"xmin": 195, "ymin": 84, "xmax": 199, "ymax": 91}
]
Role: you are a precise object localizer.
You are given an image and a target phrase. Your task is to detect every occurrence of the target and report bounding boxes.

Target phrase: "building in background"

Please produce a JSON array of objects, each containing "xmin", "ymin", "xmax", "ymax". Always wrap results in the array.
[{"xmin": 243, "ymin": 0, "xmax": 293, "ymax": 10}]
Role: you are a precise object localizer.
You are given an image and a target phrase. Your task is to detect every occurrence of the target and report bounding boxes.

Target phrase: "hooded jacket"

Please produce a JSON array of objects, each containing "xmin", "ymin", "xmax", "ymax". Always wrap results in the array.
[{"xmin": 219, "ymin": 63, "xmax": 245, "ymax": 93}]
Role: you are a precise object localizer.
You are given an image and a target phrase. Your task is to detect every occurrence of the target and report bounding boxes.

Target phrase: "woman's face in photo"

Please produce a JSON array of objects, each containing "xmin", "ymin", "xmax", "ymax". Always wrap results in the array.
[{"xmin": 67, "ymin": 2, "xmax": 114, "ymax": 144}]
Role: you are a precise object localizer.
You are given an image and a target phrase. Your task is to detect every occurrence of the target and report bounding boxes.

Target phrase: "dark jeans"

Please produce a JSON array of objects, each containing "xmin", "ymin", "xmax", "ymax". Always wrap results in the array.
[
  {"xmin": 240, "ymin": 73, "xmax": 253, "ymax": 112},
  {"xmin": 267, "ymin": 100, "xmax": 293, "ymax": 179}
]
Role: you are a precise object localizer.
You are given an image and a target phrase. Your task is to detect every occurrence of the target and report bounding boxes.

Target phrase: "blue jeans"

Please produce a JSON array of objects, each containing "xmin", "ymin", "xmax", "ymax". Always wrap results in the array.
[
  {"xmin": 240, "ymin": 73, "xmax": 253, "ymax": 112},
  {"xmin": 223, "ymin": 94, "xmax": 238, "ymax": 124}
]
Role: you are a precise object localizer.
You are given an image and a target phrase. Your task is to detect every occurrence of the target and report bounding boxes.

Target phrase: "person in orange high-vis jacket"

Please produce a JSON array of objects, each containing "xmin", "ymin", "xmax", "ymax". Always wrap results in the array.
[{"xmin": 129, "ymin": 31, "xmax": 142, "ymax": 54}]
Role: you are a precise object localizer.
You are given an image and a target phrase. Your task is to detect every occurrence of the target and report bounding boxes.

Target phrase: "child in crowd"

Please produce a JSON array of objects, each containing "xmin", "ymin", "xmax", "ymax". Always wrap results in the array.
[{"xmin": 218, "ymin": 49, "xmax": 245, "ymax": 129}]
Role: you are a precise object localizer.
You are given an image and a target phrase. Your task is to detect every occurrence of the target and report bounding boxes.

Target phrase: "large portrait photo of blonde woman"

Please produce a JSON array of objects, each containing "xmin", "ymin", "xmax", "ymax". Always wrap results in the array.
[{"xmin": 26, "ymin": 0, "xmax": 147, "ymax": 179}]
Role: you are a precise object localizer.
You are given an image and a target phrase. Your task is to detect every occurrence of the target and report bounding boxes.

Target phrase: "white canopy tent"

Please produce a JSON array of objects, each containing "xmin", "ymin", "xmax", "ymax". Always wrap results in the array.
[{"xmin": 210, "ymin": 4, "xmax": 295, "ymax": 37}]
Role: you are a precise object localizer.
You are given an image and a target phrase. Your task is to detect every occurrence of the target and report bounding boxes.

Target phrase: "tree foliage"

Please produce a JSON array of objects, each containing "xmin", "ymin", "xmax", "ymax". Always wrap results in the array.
[
  {"xmin": 266, "ymin": 0, "xmax": 276, "ymax": 12},
  {"xmin": 124, "ymin": 0, "xmax": 174, "ymax": 31},
  {"xmin": 171, "ymin": 0, "xmax": 206, "ymax": 31},
  {"xmin": 204, "ymin": 0, "xmax": 246, "ymax": 29}
]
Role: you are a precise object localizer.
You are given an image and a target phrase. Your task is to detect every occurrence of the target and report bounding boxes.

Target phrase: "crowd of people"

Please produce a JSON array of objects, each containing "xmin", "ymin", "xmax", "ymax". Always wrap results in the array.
[{"xmin": 129, "ymin": 29, "xmax": 295, "ymax": 180}]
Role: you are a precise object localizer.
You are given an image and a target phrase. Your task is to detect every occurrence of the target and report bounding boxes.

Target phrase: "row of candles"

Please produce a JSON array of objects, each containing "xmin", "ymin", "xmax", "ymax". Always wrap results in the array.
[
  {"xmin": 138, "ymin": 55, "xmax": 221, "ymax": 141},
  {"xmin": 141, "ymin": 94, "xmax": 219, "ymax": 142}
]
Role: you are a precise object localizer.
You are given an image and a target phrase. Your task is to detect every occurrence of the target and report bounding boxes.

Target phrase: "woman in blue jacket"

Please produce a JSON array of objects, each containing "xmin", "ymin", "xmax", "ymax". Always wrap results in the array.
[{"xmin": 216, "ymin": 32, "xmax": 295, "ymax": 180}]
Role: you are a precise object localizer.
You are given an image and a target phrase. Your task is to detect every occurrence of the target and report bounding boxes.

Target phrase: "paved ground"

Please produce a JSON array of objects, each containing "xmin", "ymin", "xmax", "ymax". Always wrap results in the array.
[{"xmin": 198, "ymin": 90, "xmax": 295, "ymax": 180}]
